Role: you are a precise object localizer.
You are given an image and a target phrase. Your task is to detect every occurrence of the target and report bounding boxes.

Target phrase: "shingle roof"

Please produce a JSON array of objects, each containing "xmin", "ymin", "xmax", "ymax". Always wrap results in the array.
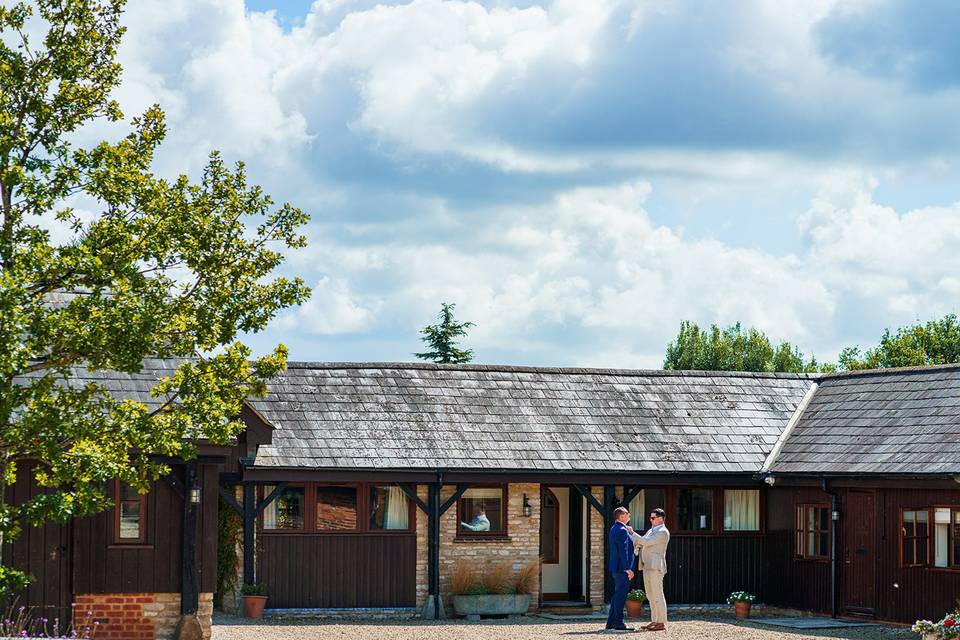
[
  {"xmin": 248, "ymin": 362, "xmax": 814, "ymax": 473},
  {"xmin": 17, "ymin": 358, "xmax": 180, "ymax": 411},
  {"xmin": 768, "ymin": 364, "xmax": 960, "ymax": 474}
]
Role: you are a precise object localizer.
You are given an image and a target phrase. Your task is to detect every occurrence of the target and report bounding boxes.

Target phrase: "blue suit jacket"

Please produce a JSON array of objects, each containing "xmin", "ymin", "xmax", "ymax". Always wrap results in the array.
[{"xmin": 608, "ymin": 521, "xmax": 634, "ymax": 573}]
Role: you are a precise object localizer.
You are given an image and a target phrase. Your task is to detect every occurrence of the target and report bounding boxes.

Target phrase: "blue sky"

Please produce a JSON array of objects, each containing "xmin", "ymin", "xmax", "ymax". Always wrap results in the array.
[{"xmin": 86, "ymin": 0, "xmax": 960, "ymax": 368}]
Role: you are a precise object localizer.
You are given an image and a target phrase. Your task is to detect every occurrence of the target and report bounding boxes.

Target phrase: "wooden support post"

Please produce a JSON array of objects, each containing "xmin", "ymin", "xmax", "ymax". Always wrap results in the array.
[
  {"xmin": 181, "ymin": 462, "xmax": 199, "ymax": 615},
  {"xmin": 428, "ymin": 482, "xmax": 441, "ymax": 619},
  {"xmin": 243, "ymin": 483, "xmax": 255, "ymax": 586}
]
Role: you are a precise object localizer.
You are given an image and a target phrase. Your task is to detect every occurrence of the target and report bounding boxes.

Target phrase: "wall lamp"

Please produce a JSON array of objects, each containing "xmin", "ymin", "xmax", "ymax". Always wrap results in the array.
[
  {"xmin": 522, "ymin": 494, "xmax": 532, "ymax": 517},
  {"xmin": 189, "ymin": 486, "xmax": 202, "ymax": 505}
]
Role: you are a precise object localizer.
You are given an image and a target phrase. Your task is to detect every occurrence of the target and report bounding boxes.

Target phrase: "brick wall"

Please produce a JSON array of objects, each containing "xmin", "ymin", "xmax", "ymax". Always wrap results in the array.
[
  {"xmin": 74, "ymin": 592, "xmax": 213, "ymax": 640},
  {"xmin": 415, "ymin": 483, "xmax": 542, "ymax": 614}
]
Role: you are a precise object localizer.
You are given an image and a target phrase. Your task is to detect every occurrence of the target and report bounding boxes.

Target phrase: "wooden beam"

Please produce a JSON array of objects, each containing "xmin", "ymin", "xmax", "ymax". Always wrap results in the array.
[
  {"xmin": 622, "ymin": 485, "xmax": 643, "ymax": 508},
  {"xmin": 439, "ymin": 484, "xmax": 470, "ymax": 516},
  {"xmin": 243, "ymin": 484, "xmax": 255, "ymax": 585},
  {"xmin": 254, "ymin": 482, "xmax": 289, "ymax": 517},
  {"xmin": 163, "ymin": 472, "xmax": 184, "ymax": 499},
  {"xmin": 397, "ymin": 483, "xmax": 429, "ymax": 514},
  {"xmin": 573, "ymin": 485, "xmax": 604, "ymax": 514},
  {"xmin": 218, "ymin": 485, "xmax": 243, "ymax": 516},
  {"xmin": 180, "ymin": 462, "xmax": 199, "ymax": 615}
]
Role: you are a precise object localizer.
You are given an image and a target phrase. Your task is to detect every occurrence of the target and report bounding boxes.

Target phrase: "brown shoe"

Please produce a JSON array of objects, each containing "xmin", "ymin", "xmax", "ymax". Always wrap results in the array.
[{"xmin": 645, "ymin": 624, "xmax": 666, "ymax": 632}]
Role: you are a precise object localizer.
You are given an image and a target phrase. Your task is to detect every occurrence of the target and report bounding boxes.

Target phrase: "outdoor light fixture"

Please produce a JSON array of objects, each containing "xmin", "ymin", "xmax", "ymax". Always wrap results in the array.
[
  {"xmin": 522, "ymin": 494, "xmax": 532, "ymax": 517},
  {"xmin": 189, "ymin": 486, "xmax": 202, "ymax": 505},
  {"xmin": 831, "ymin": 509, "xmax": 840, "ymax": 521}
]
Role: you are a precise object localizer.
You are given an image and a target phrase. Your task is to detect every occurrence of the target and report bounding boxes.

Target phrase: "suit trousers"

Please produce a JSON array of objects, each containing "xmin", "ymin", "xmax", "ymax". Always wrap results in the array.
[
  {"xmin": 606, "ymin": 571, "xmax": 630, "ymax": 629},
  {"xmin": 643, "ymin": 569, "xmax": 667, "ymax": 624}
]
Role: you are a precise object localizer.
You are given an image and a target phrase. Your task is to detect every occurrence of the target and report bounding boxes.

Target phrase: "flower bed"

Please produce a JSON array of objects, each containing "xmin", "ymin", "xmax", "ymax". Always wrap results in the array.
[{"xmin": 914, "ymin": 609, "xmax": 960, "ymax": 639}]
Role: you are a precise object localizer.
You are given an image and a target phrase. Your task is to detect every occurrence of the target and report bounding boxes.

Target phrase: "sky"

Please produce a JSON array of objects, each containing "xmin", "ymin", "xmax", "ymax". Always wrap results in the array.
[{"xmin": 73, "ymin": 0, "xmax": 960, "ymax": 368}]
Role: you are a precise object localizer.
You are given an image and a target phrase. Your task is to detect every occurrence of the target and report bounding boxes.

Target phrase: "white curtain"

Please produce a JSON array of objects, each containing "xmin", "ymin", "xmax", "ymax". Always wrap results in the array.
[
  {"xmin": 384, "ymin": 486, "xmax": 409, "ymax": 530},
  {"xmin": 724, "ymin": 489, "xmax": 759, "ymax": 531},
  {"xmin": 262, "ymin": 485, "xmax": 277, "ymax": 529},
  {"xmin": 629, "ymin": 490, "xmax": 645, "ymax": 531}
]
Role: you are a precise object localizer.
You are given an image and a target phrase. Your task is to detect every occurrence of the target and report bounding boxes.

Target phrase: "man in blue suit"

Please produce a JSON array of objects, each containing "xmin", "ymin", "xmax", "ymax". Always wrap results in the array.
[{"xmin": 605, "ymin": 506, "xmax": 636, "ymax": 632}]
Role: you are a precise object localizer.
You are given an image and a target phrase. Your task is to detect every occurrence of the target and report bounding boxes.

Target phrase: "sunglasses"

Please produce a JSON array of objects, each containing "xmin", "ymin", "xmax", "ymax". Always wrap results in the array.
[{"xmin": 649, "ymin": 515, "xmax": 661, "ymax": 520}]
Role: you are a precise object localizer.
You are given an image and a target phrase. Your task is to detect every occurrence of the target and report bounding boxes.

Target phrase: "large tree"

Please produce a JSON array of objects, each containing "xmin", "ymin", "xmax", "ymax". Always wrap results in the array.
[
  {"xmin": 415, "ymin": 302, "xmax": 474, "ymax": 364},
  {"xmin": 839, "ymin": 314, "xmax": 960, "ymax": 370},
  {"xmin": 0, "ymin": 0, "xmax": 309, "ymax": 597},
  {"xmin": 663, "ymin": 321, "xmax": 828, "ymax": 373}
]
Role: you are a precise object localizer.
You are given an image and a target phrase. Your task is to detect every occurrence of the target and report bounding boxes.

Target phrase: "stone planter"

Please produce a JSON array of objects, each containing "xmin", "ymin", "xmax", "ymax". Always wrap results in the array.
[
  {"xmin": 626, "ymin": 599, "xmax": 645, "ymax": 619},
  {"xmin": 734, "ymin": 601, "xmax": 752, "ymax": 620},
  {"xmin": 243, "ymin": 595, "xmax": 268, "ymax": 619},
  {"xmin": 452, "ymin": 594, "xmax": 532, "ymax": 617}
]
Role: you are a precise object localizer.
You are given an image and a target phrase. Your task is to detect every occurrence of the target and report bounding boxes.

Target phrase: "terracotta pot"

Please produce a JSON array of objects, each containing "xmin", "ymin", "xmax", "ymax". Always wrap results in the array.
[
  {"xmin": 243, "ymin": 595, "xmax": 268, "ymax": 619},
  {"xmin": 734, "ymin": 601, "xmax": 751, "ymax": 620},
  {"xmin": 626, "ymin": 599, "xmax": 645, "ymax": 619}
]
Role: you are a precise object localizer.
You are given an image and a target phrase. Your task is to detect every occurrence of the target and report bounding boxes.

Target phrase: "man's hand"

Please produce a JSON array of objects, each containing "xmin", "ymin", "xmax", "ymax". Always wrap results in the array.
[
  {"xmin": 626, "ymin": 570, "xmax": 634, "ymax": 580},
  {"xmin": 625, "ymin": 525, "xmax": 635, "ymax": 535}
]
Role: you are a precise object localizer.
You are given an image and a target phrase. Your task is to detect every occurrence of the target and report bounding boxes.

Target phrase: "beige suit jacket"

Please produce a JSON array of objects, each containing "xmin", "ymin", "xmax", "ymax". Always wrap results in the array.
[{"xmin": 631, "ymin": 524, "xmax": 670, "ymax": 574}]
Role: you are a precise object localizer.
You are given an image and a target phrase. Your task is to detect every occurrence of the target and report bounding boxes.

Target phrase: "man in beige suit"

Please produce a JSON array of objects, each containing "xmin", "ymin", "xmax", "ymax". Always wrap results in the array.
[{"xmin": 628, "ymin": 507, "xmax": 670, "ymax": 631}]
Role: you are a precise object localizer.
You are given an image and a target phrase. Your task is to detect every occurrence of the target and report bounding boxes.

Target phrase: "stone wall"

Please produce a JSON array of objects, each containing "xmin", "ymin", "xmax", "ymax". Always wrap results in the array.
[
  {"xmin": 74, "ymin": 592, "xmax": 213, "ymax": 640},
  {"xmin": 415, "ymin": 483, "xmax": 542, "ymax": 614},
  {"xmin": 589, "ymin": 486, "xmax": 605, "ymax": 608}
]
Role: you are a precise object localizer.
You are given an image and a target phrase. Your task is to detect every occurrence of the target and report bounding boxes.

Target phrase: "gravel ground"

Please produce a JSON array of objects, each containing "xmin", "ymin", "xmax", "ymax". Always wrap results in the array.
[{"xmin": 211, "ymin": 612, "xmax": 915, "ymax": 640}]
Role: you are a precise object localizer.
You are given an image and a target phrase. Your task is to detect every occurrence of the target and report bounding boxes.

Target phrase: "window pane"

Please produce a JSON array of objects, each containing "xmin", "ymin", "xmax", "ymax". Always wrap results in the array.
[
  {"xmin": 678, "ymin": 489, "xmax": 713, "ymax": 531},
  {"xmin": 918, "ymin": 538, "xmax": 929, "ymax": 565},
  {"xmin": 119, "ymin": 501, "xmax": 141, "ymax": 539},
  {"xmin": 807, "ymin": 507, "xmax": 817, "ymax": 533},
  {"xmin": 460, "ymin": 487, "xmax": 504, "ymax": 534},
  {"xmin": 369, "ymin": 486, "xmax": 409, "ymax": 530},
  {"xmin": 629, "ymin": 488, "xmax": 666, "ymax": 532},
  {"xmin": 262, "ymin": 486, "xmax": 305, "ymax": 530},
  {"xmin": 904, "ymin": 539, "xmax": 915, "ymax": 565},
  {"xmin": 316, "ymin": 486, "xmax": 358, "ymax": 531},
  {"xmin": 120, "ymin": 485, "xmax": 141, "ymax": 502},
  {"xmin": 904, "ymin": 510, "xmax": 918, "ymax": 537},
  {"xmin": 953, "ymin": 512, "xmax": 960, "ymax": 566},
  {"xmin": 819, "ymin": 507, "xmax": 830, "ymax": 531},
  {"xmin": 724, "ymin": 490, "xmax": 759, "ymax": 531},
  {"xmin": 819, "ymin": 532, "xmax": 829, "ymax": 557},
  {"xmin": 807, "ymin": 531, "xmax": 817, "ymax": 557}
]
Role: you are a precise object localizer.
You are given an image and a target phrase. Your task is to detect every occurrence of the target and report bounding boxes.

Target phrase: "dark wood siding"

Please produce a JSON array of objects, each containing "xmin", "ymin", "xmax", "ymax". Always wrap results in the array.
[
  {"xmin": 73, "ymin": 472, "xmax": 182, "ymax": 594},
  {"xmin": 258, "ymin": 534, "xmax": 416, "ymax": 608},
  {"xmin": 873, "ymin": 488, "xmax": 960, "ymax": 623},
  {"xmin": 762, "ymin": 486, "xmax": 832, "ymax": 613},
  {"xmin": 662, "ymin": 536, "xmax": 763, "ymax": 603},
  {"xmin": 2, "ymin": 465, "xmax": 72, "ymax": 621}
]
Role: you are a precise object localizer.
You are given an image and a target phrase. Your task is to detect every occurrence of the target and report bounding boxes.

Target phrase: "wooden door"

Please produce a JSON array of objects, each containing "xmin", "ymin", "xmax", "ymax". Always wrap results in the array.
[{"xmin": 842, "ymin": 490, "xmax": 877, "ymax": 615}]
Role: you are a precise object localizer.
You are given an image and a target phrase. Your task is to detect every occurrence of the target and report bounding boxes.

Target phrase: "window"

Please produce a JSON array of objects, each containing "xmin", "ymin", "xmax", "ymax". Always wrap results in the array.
[
  {"xmin": 903, "ymin": 509, "xmax": 930, "ymax": 566},
  {"xmin": 114, "ymin": 482, "xmax": 147, "ymax": 543},
  {"xmin": 368, "ymin": 486, "xmax": 410, "ymax": 531},
  {"xmin": 628, "ymin": 488, "xmax": 666, "ymax": 533},
  {"xmin": 724, "ymin": 490, "xmax": 760, "ymax": 532},
  {"xmin": 677, "ymin": 489, "xmax": 713, "ymax": 532},
  {"xmin": 795, "ymin": 504, "xmax": 830, "ymax": 559},
  {"xmin": 262, "ymin": 485, "xmax": 305, "ymax": 531},
  {"xmin": 457, "ymin": 486, "xmax": 507, "ymax": 537},
  {"xmin": 316, "ymin": 486, "xmax": 358, "ymax": 531},
  {"xmin": 541, "ymin": 489, "xmax": 560, "ymax": 564}
]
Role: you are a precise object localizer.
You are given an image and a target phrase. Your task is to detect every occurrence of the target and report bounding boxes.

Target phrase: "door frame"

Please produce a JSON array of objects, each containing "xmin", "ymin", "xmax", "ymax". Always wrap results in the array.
[{"xmin": 539, "ymin": 485, "xmax": 586, "ymax": 603}]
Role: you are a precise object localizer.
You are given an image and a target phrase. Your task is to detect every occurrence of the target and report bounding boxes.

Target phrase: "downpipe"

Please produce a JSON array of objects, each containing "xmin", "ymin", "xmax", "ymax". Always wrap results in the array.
[{"xmin": 821, "ymin": 477, "xmax": 839, "ymax": 618}]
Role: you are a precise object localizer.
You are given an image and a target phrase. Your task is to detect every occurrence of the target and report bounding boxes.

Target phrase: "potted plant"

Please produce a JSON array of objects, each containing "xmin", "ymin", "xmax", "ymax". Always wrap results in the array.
[
  {"xmin": 241, "ymin": 583, "xmax": 269, "ymax": 619},
  {"xmin": 727, "ymin": 591, "xmax": 756, "ymax": 619},
  {"xmin": 451, "ymin": 560, "xmax": 538, "ymax": 618},
  {"xmin": 626, "ymin": 589, "xmax": 646, "ymax": 619}
]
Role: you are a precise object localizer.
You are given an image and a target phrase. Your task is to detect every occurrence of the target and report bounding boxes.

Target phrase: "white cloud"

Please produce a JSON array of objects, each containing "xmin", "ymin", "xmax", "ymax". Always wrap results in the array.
[{"xmin": 274, "ymin": 276, "xmax": 380, "ymax": 334}]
